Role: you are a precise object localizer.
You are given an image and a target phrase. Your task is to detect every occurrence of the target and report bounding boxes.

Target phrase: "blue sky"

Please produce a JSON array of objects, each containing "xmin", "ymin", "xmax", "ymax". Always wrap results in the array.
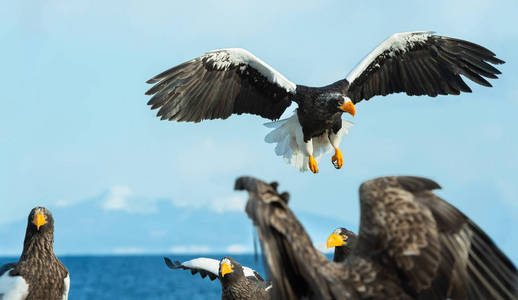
[{"xmin": 1, "ymin": 0, "xmax": 518, "ymax": 261}]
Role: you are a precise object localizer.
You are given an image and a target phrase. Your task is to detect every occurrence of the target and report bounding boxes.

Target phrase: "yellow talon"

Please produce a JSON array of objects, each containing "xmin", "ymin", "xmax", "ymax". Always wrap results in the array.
[
  {"xmin": 332, "ymin": 148, "xmax": 343, "ymax": 169},
  {"xmin": 308, "ymin": 155, "xmax": 319, "ymax": 174}
]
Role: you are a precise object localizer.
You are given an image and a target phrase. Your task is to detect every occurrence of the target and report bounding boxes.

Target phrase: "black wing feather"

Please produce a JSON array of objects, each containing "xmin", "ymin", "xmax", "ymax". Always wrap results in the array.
[
  {"xmin": 0, "ymin": 263, "xmax": 16, "ymax": 277},
  {"xmin": 346, "ymin": 32, "xmax": 504, "ymax": 103},
  {"xmin": 146, "ymin": 49, "xmax": 294, "ymax": 122},
  {"xmin": 359, "ymin": 176, "xmax": 518, "ymax": 299},
  {"xmin": 239, "ymin": 175, "xmax": 518, "ymax": 300}
]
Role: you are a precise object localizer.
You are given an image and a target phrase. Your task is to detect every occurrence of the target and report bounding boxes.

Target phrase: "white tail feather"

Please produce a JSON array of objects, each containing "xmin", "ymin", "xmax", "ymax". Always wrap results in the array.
[{"xmin": 264, "ymin": 114, "xmax": 353, "ymax": 172}]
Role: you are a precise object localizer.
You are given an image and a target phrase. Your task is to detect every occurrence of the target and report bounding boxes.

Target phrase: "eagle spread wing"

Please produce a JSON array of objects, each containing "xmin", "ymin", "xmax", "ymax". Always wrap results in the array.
[
  {"xmin": 238, "ymin": 175, "xmax": 518, "ymax": 300},
  {"xmin": 345, "ymin": 31, "xmax": 504, "ymax": 103},
  {"xmin": 146, "ymin": 48, "xmax": 296, "ymax": 122}
]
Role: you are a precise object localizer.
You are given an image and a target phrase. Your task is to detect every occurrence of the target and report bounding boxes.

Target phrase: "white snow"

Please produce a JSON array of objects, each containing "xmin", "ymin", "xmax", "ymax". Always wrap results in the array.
[
  {"xmin": 203, "ymin": 48, "xmax": 297, "ymax": 93},
  {"xmin": 346, "ymin": 31, "xmax": 434, "ymax": 84}
]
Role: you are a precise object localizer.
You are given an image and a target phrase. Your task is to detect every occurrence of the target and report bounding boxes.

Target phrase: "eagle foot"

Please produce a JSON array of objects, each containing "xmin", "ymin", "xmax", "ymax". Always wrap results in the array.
[
  {"xmin": 308, "ymin": 155, "xmax": 319, "ymax": 174},
  {"xmin": 332, "ymin": 148, "xmax": 343, "ymax": 169}
]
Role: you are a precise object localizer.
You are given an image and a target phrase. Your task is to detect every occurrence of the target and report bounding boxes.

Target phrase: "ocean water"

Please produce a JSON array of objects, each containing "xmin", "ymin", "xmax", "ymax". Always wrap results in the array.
[{"xmin": 0, "ymin": 254, "xmax": 266, "ymax": 299}]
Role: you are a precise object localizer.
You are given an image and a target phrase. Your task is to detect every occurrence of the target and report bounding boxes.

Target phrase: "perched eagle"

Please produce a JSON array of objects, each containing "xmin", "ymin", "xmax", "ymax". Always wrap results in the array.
[
  {"xmin": 164, "ymin": 257, "xmax": 271, "ymax": 300},
  {"xmin": 236, "ymin": 176, "xmax": 518, "ymax": 300},
  {"xmin": 0, "ymin": 207, "xmax": 70, "ymax": 300},
  {"xmin": 326, "ymin": 227, "xmax": 358, "ymax": 263},
  {"xmin": 146, "ymin": 31, "xmax": 504, "ymax": 173}
]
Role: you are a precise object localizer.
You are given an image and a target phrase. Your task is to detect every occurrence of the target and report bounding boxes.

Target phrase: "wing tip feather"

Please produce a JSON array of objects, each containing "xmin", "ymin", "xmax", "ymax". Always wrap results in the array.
[{"xmin": 164, "ymin": 257, "xmax": 179, "ymax": 269}]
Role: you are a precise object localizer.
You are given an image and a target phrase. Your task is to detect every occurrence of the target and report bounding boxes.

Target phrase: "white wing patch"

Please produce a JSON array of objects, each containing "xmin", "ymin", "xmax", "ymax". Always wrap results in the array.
[
  {"xmin": 346, "ymin": 31, "xmax": 434, "ymax": 84},
  {"xmin": 242, "ymin": 266, "xmax": 258, "ymax": 279},
  {"xmin": 182, "ymin": 258, "xmax": 220, "ymax": 277},
  {"xmin": 203, "ymin": 48, "xmax": 297, "ymax": 93},
  {"xmin": 178, "ymin": 258, "xmax": 261, "ymax": 280},
  {"xmin": 264, "ymin": 113, "xmax": 353, "ymax": 171},
  {"xmin": 0, "ymin": 268, "xmax": 29, "ymax": 300},
  {"xmin": 62, "ymin": 273, "xmax": 70, "ymax": 300}
]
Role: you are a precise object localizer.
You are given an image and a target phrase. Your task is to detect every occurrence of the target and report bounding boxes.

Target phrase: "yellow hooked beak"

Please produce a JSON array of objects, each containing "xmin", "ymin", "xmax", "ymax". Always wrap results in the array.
[
  {"xmin": 327, "ymin": 233, "xmax": 346, "ymax": 248},
  {"xmin": 338, "ymin": 101, "xmax": 356, "ymax": 117},
  {"xmin": 220, "ymin": 262, "xmax": 233, "ymax": 277},
  {"xmin": 32, "ymin": 213, "xmax": 47, "ymax": 231}
]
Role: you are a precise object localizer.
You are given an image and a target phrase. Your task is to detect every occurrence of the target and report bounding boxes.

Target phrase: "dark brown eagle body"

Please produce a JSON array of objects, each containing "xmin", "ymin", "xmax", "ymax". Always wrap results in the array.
[
  {"xmin": 219, "ymin": 258, "xmax": 272, "ymax": 300},
  {"xmin": 164, "ymin": 256, "xmax": 271, "ymax": 300},
  {"xmin": 237, "ymin": 176, "xmax": 518, "ymax": 300},
  {"xmin": 0, "ymin": 207, "xmax": 69, "ymax": 300},
  {"xmin": 221, "ymin": 281, "xmax": 271, "ymax": 300}
]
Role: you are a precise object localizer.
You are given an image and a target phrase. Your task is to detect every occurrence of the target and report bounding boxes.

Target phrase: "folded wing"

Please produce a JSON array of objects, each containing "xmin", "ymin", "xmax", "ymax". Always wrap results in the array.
[{"xmin": 237, "ymin": 176, "xmax": 346, "ymax": 300}]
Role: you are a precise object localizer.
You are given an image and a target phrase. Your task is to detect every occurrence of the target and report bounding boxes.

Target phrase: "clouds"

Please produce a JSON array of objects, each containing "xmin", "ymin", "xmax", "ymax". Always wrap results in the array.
[
  {"xmin": 167, "ymin": 190, "xmax": 246, "ymax": 214},
  {"xmin": 112, "ymin": 246, "xmax": 146, "ymax": 255},
  {"xmin": 0, "ymin": 0, "xmax": 517, "ymax": 263},
  {"xmin": 168, "ymin": 244, "xmax": 252, "ymax": 255},
  {"xmin": 102, "ymin": 185, "xmax": 133, "ymax": 211},
  {"xmin": 210, "ymin": 195, "xmax": 246, "ymax": 214},
  {"xmin": 98, "ymin": 183, "xmax": 244, "ymax": 216},
  {"xmin": 169, "ymin": 245, "xmax": 212, "ymax": 255},
  {"xmin": 100, "ymin": 185, "xmax": 160, "ymax": 214},
  {"xmin": 225, "ymin": 244, "xmax": 250, "ymax": 254}
]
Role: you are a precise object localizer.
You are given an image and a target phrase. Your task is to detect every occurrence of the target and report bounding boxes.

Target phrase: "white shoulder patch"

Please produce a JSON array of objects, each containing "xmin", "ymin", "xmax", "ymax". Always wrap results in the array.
[
  {"xmin": 242, "ymin": 266, "xmax": 257, "ymax": 278},
  {"xmin": 62, "ymin": 273, "xmax": 70, "ymax": 300},
  {"xmin": 0, "ymin": 268, "xmax": 29, "ymax": 300},
  {"xmin": 203, "ymin": 48, "xmax": 297, "ymax": 93},
  {"xmin": 346, "ymin": 31, "xmax": 434, "ymax": 83},
  {"xmin": 182, "ymin": 258, "xmax": 220, "ymax": 277}
]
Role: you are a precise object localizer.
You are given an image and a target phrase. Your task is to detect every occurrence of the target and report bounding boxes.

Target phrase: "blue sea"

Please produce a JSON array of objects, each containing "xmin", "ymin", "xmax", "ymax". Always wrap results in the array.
[{"xmin": 0, "ymin": 255, "xmax": 267, "ymax": 299}]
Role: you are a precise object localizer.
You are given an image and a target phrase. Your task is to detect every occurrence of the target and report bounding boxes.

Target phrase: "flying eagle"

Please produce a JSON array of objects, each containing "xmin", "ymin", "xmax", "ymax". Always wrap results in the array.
[
  {"xmin": 164, "ymin": 257, "xmax": 271, "ymax": 300},
  {"xmin": 236, "ymin": 176, "xmax": 518, "ymax": 299},
  {"xmin": 146, "ymin": 31, "xmax": 504, "ymax": 173},
  {"xmin": 0, "ymin": 207, "xmax": 70, "ymax": 300}
]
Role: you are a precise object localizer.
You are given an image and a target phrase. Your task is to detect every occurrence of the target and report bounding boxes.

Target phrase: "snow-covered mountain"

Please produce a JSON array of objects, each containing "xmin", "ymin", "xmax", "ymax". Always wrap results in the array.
[{"xmin": 0, "ymin": 190, "xmax": 353, "ymax": 256}]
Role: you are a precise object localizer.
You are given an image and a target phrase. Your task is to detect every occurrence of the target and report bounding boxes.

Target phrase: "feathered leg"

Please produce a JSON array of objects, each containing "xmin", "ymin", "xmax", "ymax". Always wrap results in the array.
[
  {"xmin": 295, "ymin": 125, "xmax": 318, "ymax": 173},
  {"xmin": 328, "ymin": 131, "xmax": 343, "ymax": 169}
]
